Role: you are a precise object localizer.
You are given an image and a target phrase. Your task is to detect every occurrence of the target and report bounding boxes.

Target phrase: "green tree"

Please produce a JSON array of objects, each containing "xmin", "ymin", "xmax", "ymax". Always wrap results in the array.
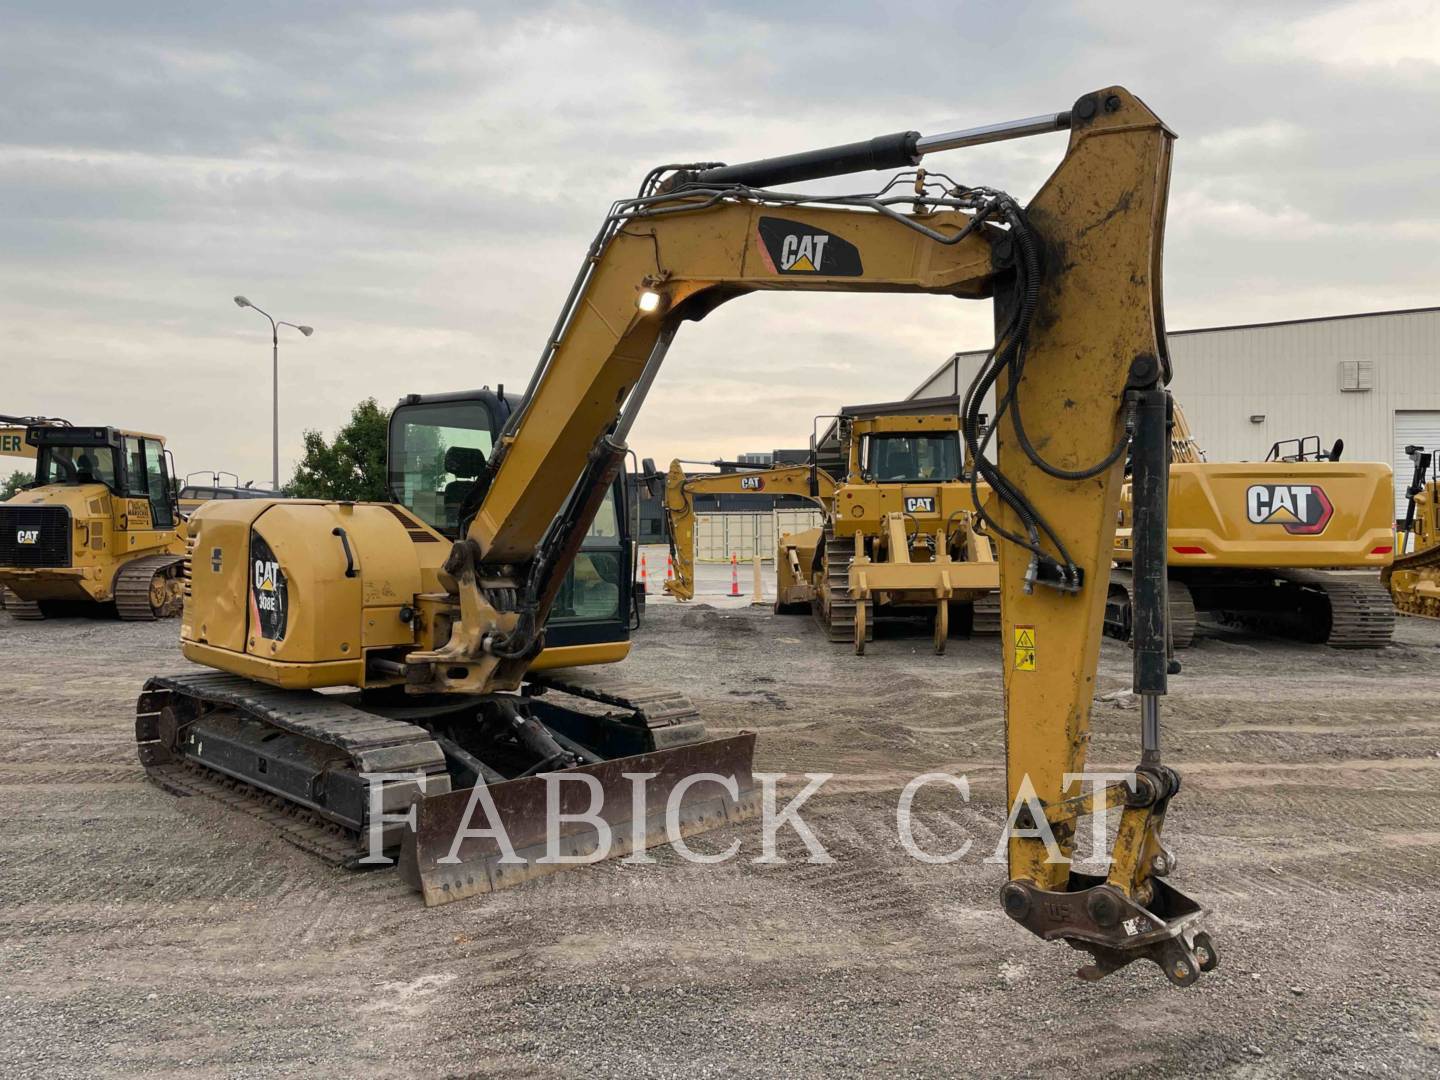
[
  {"xmin": 288, "ymin": 398, "xmax": 390, "ymax": 501},
  {"xmin": 2, "ymin": 469, "xmax": 32, "ymax": 500}
]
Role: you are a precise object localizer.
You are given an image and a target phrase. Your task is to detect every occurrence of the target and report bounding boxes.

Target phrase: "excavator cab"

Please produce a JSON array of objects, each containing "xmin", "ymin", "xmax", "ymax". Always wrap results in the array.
[{"xmin": 387, "ymin": 389, "xmax": 636, "ymax": 654}]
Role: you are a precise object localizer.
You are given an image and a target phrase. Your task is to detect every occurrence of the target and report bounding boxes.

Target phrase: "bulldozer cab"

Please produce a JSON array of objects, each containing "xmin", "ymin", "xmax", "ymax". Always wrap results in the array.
[
  {"xmin": 29, "ymin": 425, "xmax": 178, "ymax": 530},
  {"xmin": 832, "ymin": 396, "xmax": 970, "ymax": 485},
  {"xmin": 386, "ymin": 390, "xmax": 634, "ymax": 651},
  {"xmin": 860, "ymin": 430, "xmax": 962, "ymax": 483}
]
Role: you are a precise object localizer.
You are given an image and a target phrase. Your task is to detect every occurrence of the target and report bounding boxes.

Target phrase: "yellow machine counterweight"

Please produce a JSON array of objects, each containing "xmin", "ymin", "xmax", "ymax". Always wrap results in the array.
[{"xmin": 1109, "ymin": 403, "xmax": 1395, "ymax": 648}]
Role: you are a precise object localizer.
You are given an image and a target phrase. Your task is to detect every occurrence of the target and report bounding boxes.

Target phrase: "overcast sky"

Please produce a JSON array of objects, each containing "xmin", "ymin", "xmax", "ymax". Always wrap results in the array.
[{"xmin": 3, "ymin": 0, "xmax": 1438, "ymax": 484}]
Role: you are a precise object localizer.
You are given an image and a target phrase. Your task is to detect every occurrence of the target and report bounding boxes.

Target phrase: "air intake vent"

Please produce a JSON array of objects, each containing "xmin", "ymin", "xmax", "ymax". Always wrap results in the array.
[
  {"xmin": 0, "ymin": 506, "xmax": 71, "ymax": 567},
  {"xmin": 1339, "ymin": 360, "xmax": 1374, "ymax": 392},
  {"xmin": 182, "ymin": 536, "xmax": 195, "ymax": 599},
  {"xmin": 381, "ymin": 502, "xmax": 444, "ymax": 543}
]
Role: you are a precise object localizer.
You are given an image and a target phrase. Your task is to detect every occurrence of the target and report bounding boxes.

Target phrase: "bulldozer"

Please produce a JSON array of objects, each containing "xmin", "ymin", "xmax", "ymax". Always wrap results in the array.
[
  {"xmin": 1, "ymin": 422, "xmax": 186, "ymax": 620},
  {"xmin": 1385, "ymin": 444, "xmax": 1439, "ymax": 618},
  {"xmin": 137, "ymin": 87, "xmax": 1221, "ymax": 985},
  {"xmin": 1108, "ymin": 402, "xmax": 1395, "ymax": 648},
  {"xmin": 660, "ymin": 397, "xmax": 999, "ymax": 653}
]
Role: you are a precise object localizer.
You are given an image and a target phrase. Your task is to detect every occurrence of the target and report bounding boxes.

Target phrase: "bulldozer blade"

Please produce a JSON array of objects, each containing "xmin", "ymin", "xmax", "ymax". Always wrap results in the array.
[{"xmin": 399, "ymin": 733, "xmax": 759, "ymax": 905}]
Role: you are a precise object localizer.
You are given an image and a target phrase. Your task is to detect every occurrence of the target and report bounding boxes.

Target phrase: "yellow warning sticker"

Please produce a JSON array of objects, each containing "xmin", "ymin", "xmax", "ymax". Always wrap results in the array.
[{"xmin": 1014, "ymin": 626, "xmax": 1036, "ymax": 671}]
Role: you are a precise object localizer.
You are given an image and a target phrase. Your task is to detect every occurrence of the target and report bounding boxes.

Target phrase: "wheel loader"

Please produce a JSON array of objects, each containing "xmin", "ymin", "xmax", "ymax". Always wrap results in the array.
[
  {"xmin": 660, "ymin": 396, "xmax": 1000, "ymax": 653},
  {"xmin": 1108, "ymin": 402, "xmax": 1395, "ymax": 648},
  {"xmin": 1, "ymin": 422, "xmax": 186, "ymax": 620},
  {"xmin": 1385, "ymin": 444, "xmax": 1439, "ymax": 617},
  {"xmin": 137, "ymin": 87, "xmax": 1221, "ymax": 985}
]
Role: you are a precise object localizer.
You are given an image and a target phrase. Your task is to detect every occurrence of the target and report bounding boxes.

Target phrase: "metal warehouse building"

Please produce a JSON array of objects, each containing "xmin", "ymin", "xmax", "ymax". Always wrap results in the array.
[{"xmin": 912, "ymin": 306, "xmax": 1440, "ymax": 519}]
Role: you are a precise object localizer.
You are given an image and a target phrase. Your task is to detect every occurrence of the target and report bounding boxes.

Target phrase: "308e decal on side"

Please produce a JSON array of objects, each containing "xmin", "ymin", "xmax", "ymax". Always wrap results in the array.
[{"xmin": 1245, "ymin": 484, "xmax": 1333, "ymax": 535}]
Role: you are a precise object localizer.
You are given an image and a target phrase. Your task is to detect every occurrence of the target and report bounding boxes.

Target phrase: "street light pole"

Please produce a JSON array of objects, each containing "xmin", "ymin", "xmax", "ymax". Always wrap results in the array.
[{"xmin": 233, "ymin": 296, "xmax": 313, "ymax": 491}]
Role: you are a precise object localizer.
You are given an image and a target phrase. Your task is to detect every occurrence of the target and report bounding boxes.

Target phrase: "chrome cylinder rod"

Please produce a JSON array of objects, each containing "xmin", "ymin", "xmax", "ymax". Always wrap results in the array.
[{"xmin": 915, "ymin": 112, "xmax": 1072, "ymax": 156}]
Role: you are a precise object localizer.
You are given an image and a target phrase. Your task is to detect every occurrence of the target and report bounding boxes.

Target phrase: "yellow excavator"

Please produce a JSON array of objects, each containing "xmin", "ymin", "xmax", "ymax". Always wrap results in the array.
[
  {"xmin": 136, "ymin": 87, "xmax": 1219, "ymax": 985},
  {"xmin": 1386, "ymin": 444, "xmax": 1438, "ymax": 617},
  {"xmin": 1, "ymin": 422, "xmax": 186, "ymax": 619},
  {"xmin": 1108, "ymin": 402, "xmax": 1395, "ymax": 648},
  {"xmin": 660, "ymin": 457, "xmax": 833, "ymax": 611},
  {"xmin": 661, "ymin": 397, "xmax": 999, "ymax": 653}
]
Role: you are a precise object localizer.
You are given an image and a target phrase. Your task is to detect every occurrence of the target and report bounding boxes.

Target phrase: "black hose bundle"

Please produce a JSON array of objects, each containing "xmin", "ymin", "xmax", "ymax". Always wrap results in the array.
[{"xmin": 958, "ymin": 188, "xmax": 1130, "ymax": 592}]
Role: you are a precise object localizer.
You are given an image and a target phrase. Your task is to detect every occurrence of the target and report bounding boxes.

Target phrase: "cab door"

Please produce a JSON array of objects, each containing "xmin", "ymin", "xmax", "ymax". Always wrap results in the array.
[{"xmin": 142, "ymin": 439, "xmax": 175, "ymax": 529}]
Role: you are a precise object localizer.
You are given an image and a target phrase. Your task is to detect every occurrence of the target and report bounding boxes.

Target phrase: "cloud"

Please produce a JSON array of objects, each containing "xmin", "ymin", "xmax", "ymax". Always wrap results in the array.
[{"xmin": 1, "ymin": 1, "xmax": 1437, "ymax": 484}]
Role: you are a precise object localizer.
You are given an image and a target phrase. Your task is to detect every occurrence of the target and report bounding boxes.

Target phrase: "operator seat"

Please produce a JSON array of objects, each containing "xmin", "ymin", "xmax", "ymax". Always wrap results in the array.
[{"xmin": 443, "ymin": 445, "xmax": 488, "ymax": 526}]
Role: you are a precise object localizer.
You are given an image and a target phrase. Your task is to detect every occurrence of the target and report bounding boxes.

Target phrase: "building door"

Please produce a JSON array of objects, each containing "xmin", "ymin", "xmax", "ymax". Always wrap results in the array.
[{"xmin": 1393, "ymin": 410, "xmax": 1440, "ymax": 521}]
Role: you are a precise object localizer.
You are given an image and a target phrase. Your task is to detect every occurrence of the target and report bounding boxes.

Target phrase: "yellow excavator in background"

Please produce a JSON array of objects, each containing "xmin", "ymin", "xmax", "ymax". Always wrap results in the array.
[
  {"xmin": 136, "ymin": 87, "xmax": 1219, "ymax": 985},
  {"xmin": 1109, "ymin": 401, "xmax": 1395, "ymax": 648},
  {"xmin": 661, "ymin": 397, "xmax": 1000, "ymax": 654},
  {"xmin": 661, "ymin": 458, "xmax": 834, "ymax": 611},
  {"xmin": 2, "ymin": 422, "xmax": 186, "ymax": 620},
  {"xmin": 1385, "ymin": 444, "xmax": 1438, "ymax": 617}
]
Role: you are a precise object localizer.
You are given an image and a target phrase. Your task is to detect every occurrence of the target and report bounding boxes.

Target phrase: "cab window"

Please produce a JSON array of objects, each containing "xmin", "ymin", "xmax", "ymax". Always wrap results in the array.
[
  {"xmin": 551, "ymin": 486, "xmax": 623, "ymax": 624},
  {"xmin": 861, "ymin": 432, "xmax": 962, "ymax": 483},
  {"xmin": 37, "ymin": 445, "xmax": 117, "ymax": 489},
  {"xmin": 143, "ymin": 439, "xmax": 174, "ymax": 528},
  {"xmin": 125, "ymin": 436, "xmax": 149, "ymax": 498},
  {"xmin": 389, "ymin": 401, "xmax": 497, "ymax": 536}
]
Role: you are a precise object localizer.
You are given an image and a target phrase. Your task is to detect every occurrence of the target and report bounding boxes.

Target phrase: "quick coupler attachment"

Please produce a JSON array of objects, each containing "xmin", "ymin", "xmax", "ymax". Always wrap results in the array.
[{"xmin": 1000, "ymin": 873, "xmax": 1217, "ymax": 986}]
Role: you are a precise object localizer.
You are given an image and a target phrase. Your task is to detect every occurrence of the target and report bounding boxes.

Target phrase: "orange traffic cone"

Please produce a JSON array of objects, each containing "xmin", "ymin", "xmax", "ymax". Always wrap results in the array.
[
  {"xmin": 665, "ymin": 554, "xmax": 674, "ymax": 580},
  {"xmin": 729, "ymin": 553, "xmax": 741, "ymax": 597},
  {"xmin": 639, "ymin": 553, "xmax": 648, "ymax": 594}
]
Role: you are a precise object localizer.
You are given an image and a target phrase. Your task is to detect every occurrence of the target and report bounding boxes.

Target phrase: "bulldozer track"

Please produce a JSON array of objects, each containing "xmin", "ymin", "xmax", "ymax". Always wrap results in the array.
[
  {"xmin": 813, "ymin": 525, "xmax": 871, "ymax": 645},
  {"xmin": 1, "ymin": 585, "xmax": 42, "ymax": 619},
  {"xmin": 114, "ymin": 554, "xmax": 186, "ymax": 621},
  {"xmin": 1104, "ymin": 569, "xmax": 1197, "ymax": 650},
  {"xmin": 1382, "ymin": 544, "xmax": 1440, "ymax": 619},
  {"xmin": 969, "ymin": 593, "xmax": 1002, "ymax": 635}
]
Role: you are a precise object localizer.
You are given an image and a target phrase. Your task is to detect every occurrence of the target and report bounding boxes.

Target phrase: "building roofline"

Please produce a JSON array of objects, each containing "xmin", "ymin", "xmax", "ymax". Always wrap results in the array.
[
  {"xmin": 925, "ymin": 304, "xmax": 1440, "ymax": 381},
  {"xmin": 1168, "ymin": 304, "xmax": 1440, "ymax": 337}
]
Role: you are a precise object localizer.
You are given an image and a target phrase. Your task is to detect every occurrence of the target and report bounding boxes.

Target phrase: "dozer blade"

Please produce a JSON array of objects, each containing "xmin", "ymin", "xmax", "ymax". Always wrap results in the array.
[{"xmin": 399, "ymin": 733, "xmax": 759, "ymax": 905}]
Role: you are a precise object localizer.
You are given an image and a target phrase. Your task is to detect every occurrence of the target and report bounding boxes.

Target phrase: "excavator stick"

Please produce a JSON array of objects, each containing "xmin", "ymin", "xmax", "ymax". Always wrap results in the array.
[{"xmin": 400, "ymin": 733, "xmax": 759, "ymax": 905}]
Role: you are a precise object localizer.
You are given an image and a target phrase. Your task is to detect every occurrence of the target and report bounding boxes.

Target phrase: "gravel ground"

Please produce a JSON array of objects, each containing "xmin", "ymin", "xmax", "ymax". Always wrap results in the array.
[{"xmin": 2, "ymin": 603, "xmax": 1439, "ymax": 1078}]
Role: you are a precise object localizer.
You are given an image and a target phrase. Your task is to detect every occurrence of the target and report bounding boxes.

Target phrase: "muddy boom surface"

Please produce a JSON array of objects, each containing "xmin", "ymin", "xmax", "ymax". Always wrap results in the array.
[{"xmin": 136, "ymin": 669, "xmax": 757, "ymax": 892}]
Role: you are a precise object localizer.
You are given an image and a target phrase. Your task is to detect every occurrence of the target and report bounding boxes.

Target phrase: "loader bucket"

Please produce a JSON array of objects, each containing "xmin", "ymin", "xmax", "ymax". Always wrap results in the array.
[{"xmin": 398, "ymin": 733, "xmax": 759, "ymax": 905}]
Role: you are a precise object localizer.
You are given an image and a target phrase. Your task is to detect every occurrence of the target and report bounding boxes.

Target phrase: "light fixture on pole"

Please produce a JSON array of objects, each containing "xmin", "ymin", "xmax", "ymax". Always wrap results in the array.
[{"xmin": 233, "ymin": 295, "xmax": 314, "ymax": 491}]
